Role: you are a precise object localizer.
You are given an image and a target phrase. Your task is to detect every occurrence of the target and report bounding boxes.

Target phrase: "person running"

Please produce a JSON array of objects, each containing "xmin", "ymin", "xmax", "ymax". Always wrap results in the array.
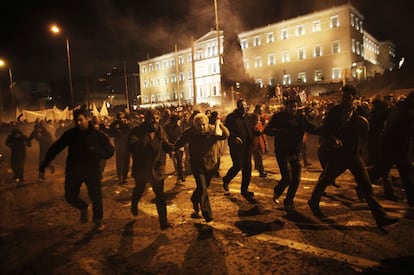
[
  {"xmin": 307, "ymin": 85, "xmax": 399, "ymax": 228},
  {"xmin": 175, "ymin": 113, "xmax": 229, "ymax": 222},
  {"xmin": 222, "ymin": 99, "xmax": 255, "ymax": 198},
  {"xmin": 39, "ymin": 108, "xmax": 114, "ymax": 231},
  {"xmin": 128, "ymin": 109, "xmax": 173, "ymax": 230},
  {"xmin": 265, "ymin": 98, "xmax": 319, "ymax": 210}
]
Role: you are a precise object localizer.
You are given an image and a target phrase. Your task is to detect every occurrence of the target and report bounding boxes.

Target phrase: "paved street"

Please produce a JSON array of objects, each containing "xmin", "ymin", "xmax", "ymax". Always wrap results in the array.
[{"xmin": 1, "ymin": 135, "xmax": 413, "ymax": 274}]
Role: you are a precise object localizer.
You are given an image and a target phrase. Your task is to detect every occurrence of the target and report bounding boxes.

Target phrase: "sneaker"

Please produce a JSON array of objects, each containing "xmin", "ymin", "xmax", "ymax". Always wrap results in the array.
[
  {"xmin": 376, "ymin": 215, "xmax": 399, "ymax": 228},
  {"xmin": 222, "ymin": 177, "xmax": 229, "ymax": 192},
  {"xmin": 80, "ymin": 207, "xmax": 88, "ymax": 223},
  {"xmin": 190, "ymin": 211, "xmax": 201, "ymax": 218},
  {"xmin": 204, "ymin": 216, "xmax": 213, "ymax": 223},
  {"xmin": 308, "ymin": 200, "xmax": 324, "ymax": 218},
  {"xmin": 273, "ymin": 193, "xmax": 281, "ymax": 204},
  {"xmin": 259, "ymin": 172, "xmax": 268, "ymax": 178},
  {"xmin": 95, "ymin": 222, "xmax": 106, "ymax": 232}
]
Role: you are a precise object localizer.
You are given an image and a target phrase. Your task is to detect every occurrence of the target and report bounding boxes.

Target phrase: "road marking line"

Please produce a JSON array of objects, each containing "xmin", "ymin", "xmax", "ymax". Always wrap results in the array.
[
  {"xmin": 136, "ymin": 202, "xmax": 381, "ymax": 269},
  {"xmin": 206, "ymin": 220, "xmax": 380, "ymax": 268}
]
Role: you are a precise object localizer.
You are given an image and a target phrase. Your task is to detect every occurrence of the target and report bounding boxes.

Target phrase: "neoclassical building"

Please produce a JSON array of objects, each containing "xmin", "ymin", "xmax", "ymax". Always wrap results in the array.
[
  {"xmin": 238, "ymin": 3, "xmax": 395, "ymax": 89},
  {"xmin": 138, "ymin": 31, "xmax": 223, "ymax": 107},
  {"xmin": 138, "ymin": 3, "xmax": 395, "ymax": 106}
]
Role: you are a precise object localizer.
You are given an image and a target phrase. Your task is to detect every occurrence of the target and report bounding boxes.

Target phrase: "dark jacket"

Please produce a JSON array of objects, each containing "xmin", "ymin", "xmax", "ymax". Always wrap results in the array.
[
  {"xmin": 175, "ymin": 124, "xmax": 229, "ymax": 171},
  {"xmin": 128, "ymin": 122, "xmax": 172, "ymax": 181},
  {"xmin": 41, "ymin": 124, "xmax": 114, "ymax": 175},
  {"xmin": 224, "ymin": 109, "xmax": 253, "ymax": 149},
  {"xmin": 6, "ymin": 129, "xmax": 31, "ymax": 158},
  {"xmin": 319, "ymin": 104, "xmax": 369, "ymax": 156},
  {"xmin": 265, "ymin": 110, "xmax": 319, "ymax": 156},
  {"xmin": 108, "ymin": 119, "xmax": 131, "ymax": 153}
]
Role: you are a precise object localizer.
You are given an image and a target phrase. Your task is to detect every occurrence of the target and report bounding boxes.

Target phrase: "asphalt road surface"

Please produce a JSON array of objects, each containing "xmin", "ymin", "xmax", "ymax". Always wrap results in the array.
[{"xmin": 0, "ymin": 135, "xmax": 413, "ymax": 274}]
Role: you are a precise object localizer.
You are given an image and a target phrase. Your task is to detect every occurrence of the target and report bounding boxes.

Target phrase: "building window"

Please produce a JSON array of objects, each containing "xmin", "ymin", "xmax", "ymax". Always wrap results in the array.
[
  {"xmin": 254, "ymin": 36, "xmax": 261, "ymax": 46},
  {"xmin": 314, "ymin": 70, "xmax": 324, "ymax": 81},
  {"xmin": 244, "ymin": 59, "xmax": 249, "ymax": 69},
  {"xmin": 281, "ymin": 51, "xmax": 290, "ymax": 63},
  {"xmin": 166, "ymin": 93, "xmax": 170, "ymax": 101},
  {"xmin": 254, "ymin": 56, "xmax": 262, "ymax": 68},
  {"xmin": 178, "ymin": 56, "xmax": 184, "ymax": 64},
  {"xmin": 268, "ymin": 54, "xmax": 275, "ymax": 65},
  {"xmin": 298, "ymin": 72, "xmax": 307, "ymax": 83},
  {"xmin": 179, "ymin": 72, "xmax": 184, "ymax": 81},
  {"xmin": 188, "ymin": 86, "xmax": 193, "ymax": 98},
  {"xmin": 282, "ymin": 74, "xmax": 291, "ymax": 85},
  {"xmin": 296, "ymin": 25, "xmax": 305, "ymax": 36},
  {"xmin": 359, "ymin": 20, "xmax": 363, "ymax": 33},
  {"xmin": 281, "ymin": 28, "xmax": 288, "ymax": 40},
  {"xmin": 241, "ymin": 39, "xmax": 248, "ymax": 49},
  {"xmin": 164, "ymin": 76, "xmax": 168, "ymax": 84},
  {"xmin": 350, "ymin": 13, "xmax": 354, "ymax": 27},
  {"xmin": 171, "ymin": 58, "xmax": 175, "ymax": 66},
  {"xmin": 314, "ymin": 45, "xmax": 322, "ymax": 57},
  {"xmin": 298, "ymin": 48, "xmax": 306, "ymax": 60},
  {"xmin": 171, "ymin": 74, "xmax": 177, "ymax": 83},
  {"xmin": 356, "ymin": 41, "xmax": 360, "ymax": 55},
  {"xmin": 151, "ymin": 94, "xmax": 155, "ymax": 103},
  {"xmin": 332, "ymin": 40, "xmax": 340, "ymax": 54},
  {"xmin": 267, "ymin": 32, "xmax": 274, "ymax": 43},
  {"xmin": 180, "ymin": 90, "xmax": 184, "ymax": 99},
  {"xmin": 150, "ymin": 80, "xmax": 154, "ymax": 87},
  {"xmin": 355, "ymin": 17, "xmax": 359, "ymax": 30},
  {"xmin": 143, "ymin": 80, "xmax": 148, "ymax": 88},
  {"xmin": 156, "ymin": 78, "xmax": 160, "ymax": 86},
  {"xmin": 330, "ymin": 15, "xmax": 339, "ymax": 28},
  {"xmin": 149, "ymin": 64, "xmax": 153, "ymax": 72},
  {"xmin": 352, "ymin": 39, "xmax": 356, "ymax": 53},
  {"xmin": 142, "ymin": 65, "xmax": 147, "ymax": 73},
  {"xmin": 312, "ymin": 20, "xmax": 321, "ymax": 32},
  {"xmin": 163, "ymin": 60, "xmax": 168, "ymax": 68},
  {"xmin": 144, "ymin": 96, "xmax": 149, "ymax": 103},
  {"xmin": 197, "ymin": 50, "xmax": 203, "ymax": 59},
  {"xmin": 155, "ymin": 62, "xmax": 160, "ymax": 71},
  {"xmin": 188, "ymin": 71, "xmax": 192, "ymax": 79},
  {"xmin": 187, "ymin": 53, "xmax": 192, "ymax": 62},
  {"xmin": 157, "ymin": 94, "xmax": 162, "ymax": 101},
  {"xmin": 332, "ymin": 67, "xmax": 341, "ymax": 79}
]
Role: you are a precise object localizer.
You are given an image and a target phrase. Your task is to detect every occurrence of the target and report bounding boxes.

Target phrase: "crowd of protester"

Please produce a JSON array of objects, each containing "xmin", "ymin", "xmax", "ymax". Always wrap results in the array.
[{"xmin": 1, "ymin": 85, "xmax": 413, "ymax": 231}]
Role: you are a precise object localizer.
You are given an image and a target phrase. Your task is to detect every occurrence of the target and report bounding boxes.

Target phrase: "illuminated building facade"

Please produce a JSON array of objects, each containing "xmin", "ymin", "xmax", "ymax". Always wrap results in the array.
[
  {"xmin": 138, "ymin": 3, "xmax": 395, "ymax": 105},
  {"xmin": 238, "ymin": 3, "xmax": 395, "ymax": 88},
  {"xmin": 138, "ymin": 31, "xmax": 223, "ymax": 107}
]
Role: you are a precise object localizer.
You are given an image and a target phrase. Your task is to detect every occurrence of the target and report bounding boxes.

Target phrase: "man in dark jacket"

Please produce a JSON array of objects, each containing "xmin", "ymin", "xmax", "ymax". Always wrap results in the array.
[
  {"xmin": 265, "ymin": 98, "xmax": 319, "ymax": 210},
  {"xmin": 39, "ymin": 108, "xmax": 114, "ymax": 231},
  {"xmin": 368, "ymin": 91, "xmax": 414, "ymax": 207},
  {"xmin": 6, "ymin": 128, "xmax": 31, "ymax": 183},
  {"xmin": 308, "ymin": 85, "xmax": 399, "ymax": 228},
  {"xmin": 128, "ymin": 109, "xmax": 173, "ymax": 230},
  {"xmin": 175, "ymin": 113, "xmax": 230, "ymax": 222},
  {"xmin": 222, "ymin": 99, "xmax": 255, "ymax": 197},
  {"xmin": 108, "ymin": 112, "xmax": 132, "ymax": 184},
  {"xmin": 29, "ymin": 123, "xmax": 55, "ymax": 181}
]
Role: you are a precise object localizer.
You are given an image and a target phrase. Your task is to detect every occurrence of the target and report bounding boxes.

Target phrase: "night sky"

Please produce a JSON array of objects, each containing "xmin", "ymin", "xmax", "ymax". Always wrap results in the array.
[{"xmin": 0, "ymin": 0, "xmax": 412, "ymax": 83}]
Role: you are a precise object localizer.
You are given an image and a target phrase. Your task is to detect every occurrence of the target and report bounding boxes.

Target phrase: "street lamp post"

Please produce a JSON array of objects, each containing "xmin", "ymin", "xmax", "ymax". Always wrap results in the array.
[
  {"xmin": 50, "ymin": 24, "xmax": 74, "ymax": 108},
  {"xmin": 0, "ymin": 59, "xmax": 15, "ymax": 120}
]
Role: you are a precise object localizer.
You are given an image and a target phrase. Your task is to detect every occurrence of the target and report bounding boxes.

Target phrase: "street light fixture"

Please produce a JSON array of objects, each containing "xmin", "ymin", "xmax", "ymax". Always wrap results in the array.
[
  {"xmin": 0, "ymin": 58, "xmax": 15, "ymax": 120},
  {"xmin": 50, "ymin": 24, "xmax": 74, "ymax": 108}
]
